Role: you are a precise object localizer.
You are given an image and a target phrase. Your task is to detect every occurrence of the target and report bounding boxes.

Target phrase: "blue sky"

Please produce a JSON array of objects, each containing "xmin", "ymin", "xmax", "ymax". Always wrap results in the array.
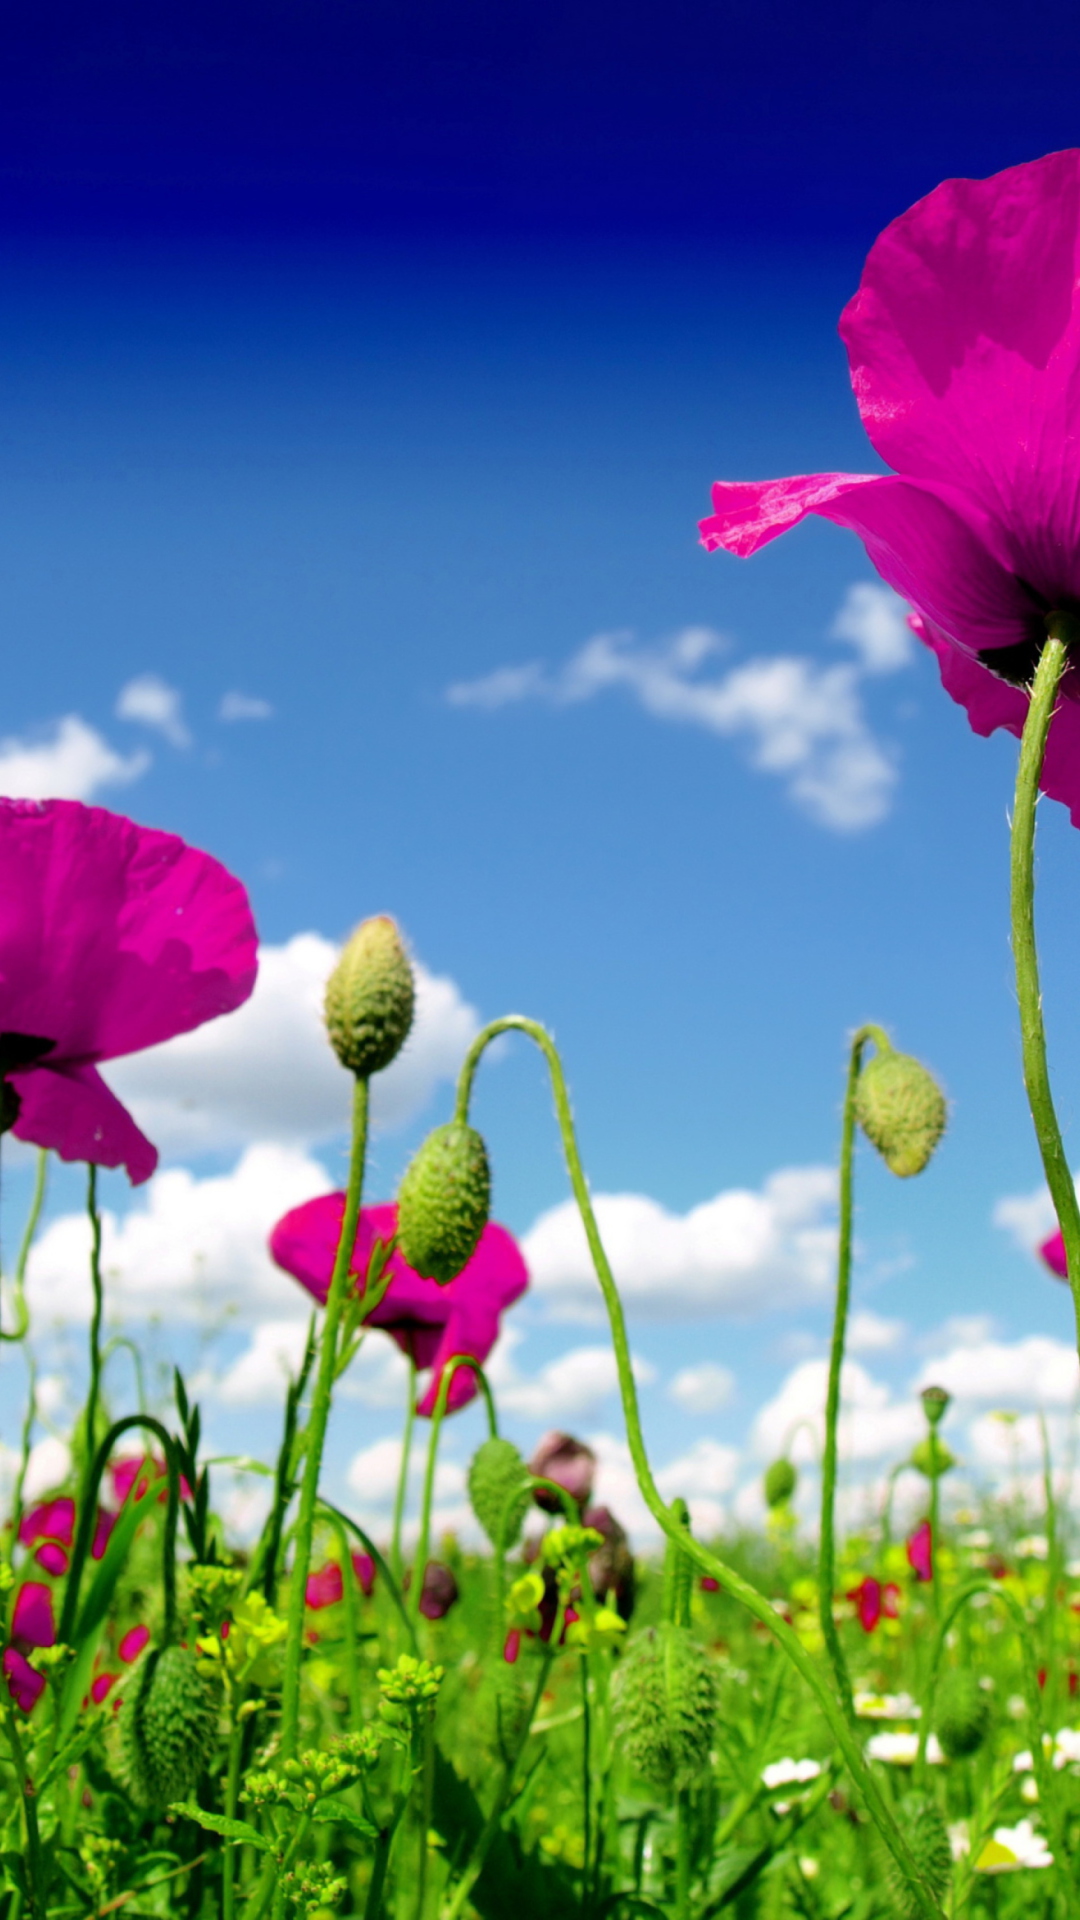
[{"xmin": 5, "ymin": 2, "xmax": 1080, "ymax": 1544}]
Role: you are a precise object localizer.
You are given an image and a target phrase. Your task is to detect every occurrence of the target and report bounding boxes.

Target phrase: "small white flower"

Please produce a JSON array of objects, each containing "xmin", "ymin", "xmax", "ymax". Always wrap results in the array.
[
  {"xmin": 761, "ymin": 1757, "xmax": 822, "ymax": 1790},
  {"xmin": 1051, "ymin": 1726, "xmax": 1080, "ymax": 1765},
  {"xmin": 854, "ymin": 1690, "xmax": 920, "ymax": 1720},
  {"xmin": 948, "ymin": 1821, "xmax": 970, "ymax": 1861},
  {"xmin": 974, "ymin": 1821, "xmax": 1053, "ymax": 1873},
  {"xmin": 960, "ymin": 1529, "xmax": 992, "ymax": 1549},
  {"xmin": 1021, "ymin": 1777, "xmax": 1039, "ymax": 1803},
  {"xmin": 1015, "ymin": 1535, "xmax": 1049, "ymax": 1561},
  {"xmin": 797, "ymin": 1857, "xmax": 819, "ymax": 1880},
  {"xmin": 866, "ymin": 1731, "xmax": 944, "ymax": 1766}
]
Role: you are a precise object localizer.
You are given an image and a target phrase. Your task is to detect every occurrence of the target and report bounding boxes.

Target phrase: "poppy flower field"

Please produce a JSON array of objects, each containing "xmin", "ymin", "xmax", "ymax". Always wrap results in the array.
[{"xmin": 10, "ymin": 149, "xmax": 1080, "ymax": 1920}]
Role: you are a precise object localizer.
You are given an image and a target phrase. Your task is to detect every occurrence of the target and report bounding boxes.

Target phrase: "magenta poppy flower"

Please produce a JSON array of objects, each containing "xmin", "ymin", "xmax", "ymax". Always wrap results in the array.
[
  {"xmin": 118, "ymin": 1623, "xmax": 150, "ymax": 1665},
  {"xmin": 12, "ymin": 1581, "xmax": 56, "ymax": 1649},
  {"xmin": 110, "ymin": 1454, "xmax": 193, "ymax": 1506},
  {"xmin": 699, "ymin": 151, "xmax": 1080, "ymax": 826},
  {"xmin": 1041, "ymin": 1227, "xmax": 1068, "ymax": 1279},
  {"xmin": 0, "ymin": 799, "xmax": 257, "ymax": 1183},
  {"xmin": 907, "ymin": 1520, "xmax": 933, "ymax": 1583},
  {"xmin": 35, "ymin": 1543, "xmax": 68, "ymax": 1576},
  {"xmin": 270, "ymin": 1199, "xmax": 528, "ymax": 1416},
  {"xmin": 847, "ymin": 1576, "xmax": 883, "ymax": 1634},
  {"xmin": 351, "ymin": 1551, "xmax": 376, "ymax": 1597},
  {"xmin": 92, "ymin": 1508, "xmax": 117, "ymax": 1561},
  {"xmin": 3, "ymin": 1648, "xmax": 45, "ymax": 1714},
  {"xmin": 19, "ymin": 1496, "xmax": 75, "ymax": 1550},
  {"xmin": 306, "ymin": 1562, "xmax": 344, "ymax": 1610},
  {"xmin": 90, "ymin": 1671, "xmax": 118, "ymax": 1705}
]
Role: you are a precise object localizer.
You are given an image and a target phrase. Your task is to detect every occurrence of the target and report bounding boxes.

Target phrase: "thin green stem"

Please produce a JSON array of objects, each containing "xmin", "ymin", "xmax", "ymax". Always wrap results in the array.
[
  {"xmin": 674, "ymin": 1787, "xmax": 691, "ymax": 1920},
  {"xmin": 280, "ymin": 1073, "xmax": 369, "ymax": 1759},
  {"xmin": 928, "ymin": 1430, "xmax": 942, "ymax": 1628},
  {"xmin": 1011, "ymin": 627, "xmax": 1080, "ymax": 1342},
  {"xmin": 410, "ymin": 1355, "xmax": 477, "ymax": 1622},
  {"xmin": 78, "ymin": 1165, "xmax": 106, "ymax": 1523},
  {"xmin": 819, "ymin": 1023, "xmax": 884, "ymax": 1725},
  {"xmin": 2, "ymin": 1706, "xmax": 46, "ymax": 1916},
  {"xmin": 323, "ymin": 1507, "xmax": 363, "ymax": 1726},
  {"xmin": 8, "ymin": 1351, "xmax": 37, "ymax": 1567},
  {"xmin": 0, "ymin": 1148, "xmax": 46, "ymax": 1345},
  {"xmin": 222, "ymin": 1707, "xmax": 245, "ymax": 1920},
  {"xmin": 58, "ymin": 1411, "xmax": 176, "ymax": 1644},
  {"xmin": 581, "ymin": 1655, "xmax": 592, "ymax": 1906},
  {"xmin": 391, "ymin": 1352, "xmax": 416, "ymax": 1586},
  {"xmin": 455, "ymin": 1016, "xmax": 947, "ymax": 1920}
]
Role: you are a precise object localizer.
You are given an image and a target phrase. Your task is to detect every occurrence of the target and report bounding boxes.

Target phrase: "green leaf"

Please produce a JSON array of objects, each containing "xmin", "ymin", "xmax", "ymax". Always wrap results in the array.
[
  {"xmin": 312, "ymin": 1802, "xmax": 379, "ymax": 1840},
  {"xmin": 431, "ymin": 1750, "xmax": 582, "ymax": 1920},
  {"xmin": 168, "ymin": 1804, "xmax": 271, "ymax": 1850}
]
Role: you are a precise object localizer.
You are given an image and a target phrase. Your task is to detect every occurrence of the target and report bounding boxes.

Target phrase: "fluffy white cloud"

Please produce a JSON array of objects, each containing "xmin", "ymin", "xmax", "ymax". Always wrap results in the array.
[
  {"xmin": 447, "ymin": 586, "xmax": 913, "ymax": 831},
  {"xmin": 829, "ymin": 584, "xmax": 913, "ymax": 674},
  {"xmin": 216, "ymin": 1315, "xmax": 413, "ymax": 1408},
  {"xmin": 669, "ymin": 1362, "xmax": 735, "ymax": 1413},
  {"xmin": 751, "ymin": 1358, "xmax": 923, "ymax": 1466},
  {"xmin": 585, "ymin": 1431, "xmax": 738, "ymax": 1542},
  {"xmin": 116, "ymin": 674, "xmax": 191, "ymax": 747},
  {"xmin": 495, "ymin": 1344, "xmax": 655, "ymax": 1421},
  {"xmin": 847, "ymin": 1310, "xmax": 906, "ymax": 1354},
  {"xmin": 993, "ymin": 1180, "xmax": 1064, "ymax": 1256},
  {"xmin": 0, "ymin": 716, "xmax": 149, "ymax": 801},
  {"xmin": 219, "ymin": 691, "xmax": 273, "ymax": 722},
  {"xmin": 345, "ymin": 1436, "xmax": 468, "ymax": 1541},
  {"xmin": 0, "ymin": 1436, "xmax": 73, "ymax": 1504},
  {"xmin": 105, "ymin": 933, "xmax": 479, "ymax": 1158},
  {"xmin": 914, "ymin": 1337, "xmax": 1080, "ymax": 1407},
  {"xmin": 522, "ymin": 1166, "xmax": 836, "ymax": 1319},
  {"xmin": 26, "ymin": 1143, "xmax": 330, "ymax": 1324}
]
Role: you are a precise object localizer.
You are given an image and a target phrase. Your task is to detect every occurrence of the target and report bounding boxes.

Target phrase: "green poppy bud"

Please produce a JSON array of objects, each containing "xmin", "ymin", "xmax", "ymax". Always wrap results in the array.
[
  {"xmin": 935, "ymin": 1669, "xmax": 991, "ymax": 1760},
  {"xmin": 855, "ymin": 1045, "xmax": 946, "ymax": 1178},
  {"xmin": 324, "ymin": 916, "xmax": 415, "ymax": 1078},
  {"xmin": 764, "ymin": 1457, "xmax": 797, "ymax": 1509},
  {"xmin": 885, "ymin": 1794, "xmax": 952, "ymax": 1919},
  {"xmin": 397, "ymin": 1121, "xmax": 491, "ymax": 1284},
  {"xmin": 115, "ymin": 1645, "xmax": 221, "ymax": 1810},
  {"xmin": 911, "ymin": 1435, "xmax": 956, "ymax": 1480},
  {"xmin": 467, "ymin": 1437, "xmax": 532, "ymax": 1550},
  {"xmin": 920, "ymin": 1384, "xmax": 951, "ymax": 1428},
  {"xmin": 612, "ymin": 1624, "xmax": 718, "ymax": 1792}
]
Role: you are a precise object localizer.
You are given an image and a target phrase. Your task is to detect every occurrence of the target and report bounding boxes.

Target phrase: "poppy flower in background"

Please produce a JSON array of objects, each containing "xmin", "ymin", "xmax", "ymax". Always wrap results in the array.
[
  {"xmin": 12, "ymin": 1580, "xmax": 56, "ymax": 1650},
  {"xmin": 0, "ymin": 799, "xmax": 257, "ymax": 1183},
  {"xmin": 529, "ymin": 1432, "xmax": 596, "ymax": 1513},
  {"xmin": 118, "ymin": 1624, "xmax": 150, "ymax": 1665},
  {"xmin": 306, "ymin": 1562, "xmax": 344, "ymax": 1610},
  {"xmin": 270, "ymin": 1199, "xmax": 528, "ymax": 1416},
  {"xmin": 1040, "ymin": 1227, "xmax": 1068, "ymax": 1279},
  {"xmin": 3, "ymin": 1648, "xmax": 45, "ymax": 1713},
  {"xmin": 907, "ymin": 1520, "xmax": 934, "ymax": 1582},
  {"xmin": 847, "ymin": 1576, "xmax": 900, "ymax": 1634},
  {"xmin": 20, "ymin": 1495, "xmax": 75, "ymax": 1575},
  {"xmin": 699, "ymin": 150, "xmax": 1080, "ymax": 828}
]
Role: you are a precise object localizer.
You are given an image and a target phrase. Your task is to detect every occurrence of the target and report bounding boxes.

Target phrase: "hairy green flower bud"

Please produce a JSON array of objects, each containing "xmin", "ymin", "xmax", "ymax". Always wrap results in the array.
[
  {"xmin": 115, "ymin": 1645, "xmax": 221, "ymax": 1810},
  {"xmin": 885, "ymin": 1793, "xmax": 952, "ymax": 1919},
  {"xmin": 855, "ymin": 1046, "xmax": 946, "ymax": 1178},
  {"xmin": 764, "ymin": 1457, "xmax": 797, "ymax": 1509},
  {"xmin": 324, "ymin": 916, "xmax": 415, "ymax": 1078},
  {"xmin": 935, "ymin": 1669, "xmax": 991, "ymax": 1760},
  {"xmin": 911, "ymin": 1435, "xmax": 956, "ymax": 1479},
  {"xmin": 613, "ymin": 1624, "xmax": 718, "ymax": 1793},
  {"xmin": 920, "ymin": 1384, "xmax": 951, "ymax": 1428},
  {"xmin": 468, "ymin": 1437, "xmax": 532, "ymax": 1550},
  {"xmin": 397, "ymin": 1121, "xmax": 491, "ymax": 1284}
]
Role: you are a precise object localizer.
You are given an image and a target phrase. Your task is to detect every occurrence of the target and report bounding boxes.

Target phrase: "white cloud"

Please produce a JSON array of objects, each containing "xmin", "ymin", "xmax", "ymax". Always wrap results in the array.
[
  {"xmin": 993, "ymin": 1181, "xmax": 1063, "ymax": 1256},
  {"xmin": 669, "ymin": 1362, "xmax": 735, "ymax": 1413},
  {"xmin": 847, "ymin": 1310, "xmax": 906, "ymax": 1354},
  {"xmin": 345, "ymin": 1436, "xmax": 467, "ymax": 1540},
  {"xmin": 914, "ymin": 1337, "xmax": 1080, "ymax": 1408},
  {"xmin": 830, "ymin": 584, "xmax": 913, "ymax": 674},
  {"xmin": 0, "ymin": 716, "xmax": 149, "ymax": 801},
  {"xmin": 522, "ymin": 1166, "xmax": 836, "ymax": 1319},
  {"xmin": 105, "ymin": 933, "xmax": 479, "ymax": 1158},
  {"xmin": 27, "ymin": 1143, "xmax": 331, "ymax": 1324},
  {"xmin": 216, "ymin": 1314, "xmax": 414, "ymax": 1408},
  {"xmin": 751, "ymin": 1358, "xmax": 923, "ymax": 1466},
  {"xmin": 0, "ymin": 1436, "xmax": 73, "ymax": 1503},
  {"xmin": 496, "ymin": 1344, "xmax": 655, "ymax": 1421},
  {"xmin": 116, "ymin": 674, "xmax": 191, "ymax": 747},
  {"xmin": 585, "ymin": 1431, "xmax": 738, "ymax": 1542},
  {"xmin": 219, "ymin": 692, "xmax": 274, "ymax": 722},
  {"xmin": 447, "ymin": 586, "xmax": 913, "ymax": 831}
]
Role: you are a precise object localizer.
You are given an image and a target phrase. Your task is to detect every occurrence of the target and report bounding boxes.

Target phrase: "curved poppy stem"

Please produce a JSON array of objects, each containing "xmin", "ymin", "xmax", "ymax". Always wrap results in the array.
[
  {"xmin": 0, "ymin": 1147, "xmax": 46, "ymax": 1345},
  {"xmin": 75, "ymin": 1165, "xmax": 106, "ymax": 1538},
  {"xmin": 1012, "ymin": 627, "xmax": 1080, "ymax": 1355},
  {"xmin": 409, "ymin": 1354, "xmax": 482, "ymax": 1622},
  {"xmin": 455, "ymin": 1016, "xmax": 946, "ymax": 1920},
  {"xmin": 280, "ymin": 1072, "xmax": 369, "ymax": 1760}
]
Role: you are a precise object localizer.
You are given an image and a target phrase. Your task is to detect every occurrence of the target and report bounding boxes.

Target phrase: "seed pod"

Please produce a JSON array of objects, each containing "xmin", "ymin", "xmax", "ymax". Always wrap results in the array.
[
  {"xmin": 910, "ymin": 1435, "xmax": 956, "ymax": 1480},
  {"xmin": 935, "ymin": 1669, "xmax": 991, "ymax": 1760},
  {"xmin": 613, "ymin": 1624, "xmax": 718, "ymax": 1792},
  {"xmin": 468, "ymin": 1437, "xmax": 532, "ymax": 1550},
  {"xmin": 764, "ymin": 1457, "xmax": 797, "ymax": 1508},
  {"xmin": 855, "ymin": 1046, "xmax": 946, "ymax": 1178},
  {"xmin": 324, "ymin": 916, "xmax": 415, "ymax": 1078},
  {"xmin": 397, "ymin": 1122, "xmax": 491, "ymax": 1284},
  {"xmin": 115, "ymin": 1645, "xmax": 221, "ymax": 1809},
  {"xmin": 920, "ymin": 1384, "xmax": 950, "ymax": 1428},
  {"xmin": 885, "ymin": 1793, "xmax": 952, "ymax": 1919}
]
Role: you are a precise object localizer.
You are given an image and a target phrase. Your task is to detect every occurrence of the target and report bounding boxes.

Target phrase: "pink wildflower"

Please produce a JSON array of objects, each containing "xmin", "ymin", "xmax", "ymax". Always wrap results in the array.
[
  {"xmin": 270, "ymin": 1200, "xmax": 528, "ymax": 1416},
  {"xmin": 19, "ymin": 1496, "xmax": 74, "ymax": 1549},
  {"xmin": 90, "ymin": 1672, "xmax": 118, "ymax": 1705},
  {"xmin": 35, "ymin": 1543, "xmax": 68, "ymax": 1577},
  {"xmin": 503, "ymin": 1628, "xmax": 522, "ymax": 1665},
  {"xmin": 13, "ymin": 1581, "xmax": 56, "ymax": 1649},
  {"xmin": 847, "ymin": 1576, "xmax": 883, "ymax": 1633},
  {"xmin": 110, "ymin": 1454, "xmax": 192, "ymax": 1506},
  {"xmin": 351, "ymin": 1551, "xmax": 376, "ymax": 1596},
  {"xmin": 118, "ymin": 1624, "xmax": 150, "ymax": 1665},
  {"xmin": 306, "ymin": 1562, "xmax": 344, "ymax": 1610},
  {"xmin": 0, "ymin": 799, "xmax": 256, "ymax": 1182},
  {"xmin": 3, "ymin": 1648, "xmax": 45, "ymax": 1713},
  {"xmin": 699, "ymin": 152, "xmax": 1080, "ymax": 827},
  {"xmin": 907, "ymin": 1520, "xmax": 934, "ymax": 1582}
]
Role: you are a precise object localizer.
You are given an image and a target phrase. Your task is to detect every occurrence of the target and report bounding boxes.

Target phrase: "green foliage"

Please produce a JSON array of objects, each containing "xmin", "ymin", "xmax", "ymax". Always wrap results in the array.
[{"xmin": 468, "ymin": 1436, "xmax": 532, "ymax": 1549}]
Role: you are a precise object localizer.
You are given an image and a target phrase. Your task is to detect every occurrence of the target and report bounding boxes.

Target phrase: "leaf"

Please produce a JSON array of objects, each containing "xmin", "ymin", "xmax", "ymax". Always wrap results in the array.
[
  {"xmin": 37, "ymin": 1716, "xmax": 104, "ymax": 1792},
  {"xmin": 431, "ymin": 1750, "xmax": 582, "ymax": 1920},
  {"xmin": 167, "ymin": 1805, "xmax": 271, "ymax": 1851},
  {"xmin": 312, "ymin": 1802, "xmax": 379, "ymax": 1840}
]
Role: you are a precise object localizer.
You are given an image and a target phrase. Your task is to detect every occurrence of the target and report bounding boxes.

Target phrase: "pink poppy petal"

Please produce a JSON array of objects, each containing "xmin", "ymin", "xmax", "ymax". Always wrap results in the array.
[
  {"xmin": 351, "ymin": 1552, "xmax": 376, "ymax": 1596},
  {"xmin": 1041, "ymin": 1228, "xmax": 1068, "ymax": 1279},
  {"xmin": 91, "ymin": 1672, "xmax": 118, "ymax": 1704},
  {"xmin": 11, "ymin": 1060, "xmax": 158, "ymax": 1185},
  {"xmin": 92, "ymin": 1508, "xmax": 117, "ymax": 1559},
  {"xmin": 306, "ymin": 1562, "xmax": 344, "ymax": 1610},
  {"xmin": 13, "ymin": 1581, "xmax": 56, "ymax": 1649},
  {"xmin": 34, "ymin": 1543, "xmax": 68, "ymax": 1577},
  {"xmin": 907, "ymin": 1520, "xmax": 934, "ymax": 1582},
  {"xmin": 3, "ymin": 1647, "xmax": 46, "ymax": 1713},
  {"xmin": 119, "ymin": 1624, "xmax": 150, "ymax": 1664},
  {"xmin": 841, "ymin": 150, "xmax": 1080, "ymax": 595}
]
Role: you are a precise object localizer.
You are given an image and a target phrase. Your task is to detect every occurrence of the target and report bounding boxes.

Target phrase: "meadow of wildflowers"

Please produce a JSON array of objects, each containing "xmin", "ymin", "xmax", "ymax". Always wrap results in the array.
[{"xmin": 9, "ymin": 150, "xmax": 1080, "ymax": 1920}]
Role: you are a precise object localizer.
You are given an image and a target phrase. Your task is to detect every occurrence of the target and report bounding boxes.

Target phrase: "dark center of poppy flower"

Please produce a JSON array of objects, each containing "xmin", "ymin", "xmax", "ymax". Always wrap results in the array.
[
  {"xmin": 977, "ymin": 592, "xmax": 1080, "ymax": 688},
  {"xmin": 0, "ymin": 1033, "xmax": 55, "ymax": 1135}
]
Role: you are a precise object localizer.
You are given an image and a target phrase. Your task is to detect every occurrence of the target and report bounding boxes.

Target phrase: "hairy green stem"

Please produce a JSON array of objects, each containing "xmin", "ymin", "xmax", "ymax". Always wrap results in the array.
[
  {"xmin": 76, "ymin": 1166, "xmax": 106, "ymax": 1532},
  {"xmin": 390, "ymin": 1352, "xmax": 416, "ymax": 1585},
  {"xmin": 0, "ymin": 1148, "xmax": 46, "ymax": 1346},
  {"xmin": 455, "ymin": 1016, "xmax": 947, "ymax": 1920},
  {"xmin": 280, "ymin": 1073, "xmax": 368, "ymax": 1759},
  {"xmin": 1011, "ymin": 627, "xmax": 1080, "ymax": 1345},
  {"xmin": 323, "ymin": 1506, "xmax": 363, "ymax": 1726},
  {"xmin": 2, "ymin": 1706, "xmax": 46, "ymax": 1916},
  {"xmin": 410, "ymin": 1355, "xmax": 482, "ymax": 1621}
]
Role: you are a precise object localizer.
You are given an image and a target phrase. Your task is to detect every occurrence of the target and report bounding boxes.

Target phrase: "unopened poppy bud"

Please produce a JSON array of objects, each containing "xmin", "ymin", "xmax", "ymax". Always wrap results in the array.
[
  {"xmin": 417, "ymin": 1561, "xmax": 459, "ymax": 1620},
  {"xmin": 855, "ymin": 1043, "xmax": 946, "ymax": 1178},
  {"xmin": 612, "ymin": 1624, "xmax": 719, "ymax": 1792},
  {"xmin": 935, "ymin": 1669, "xmax": 991, "ymax": 1760},
  {"xmin": 115, "ymin": 1645, "xmax": 221, "ymax": 1809},
  {"xmin": 911, "ymin": 1435, "xmax": 955, "ymax": 1479},
  {"xmin": 324, "ymin": 916, "xmax": 415, "ymax": 1078},
  {"xmin": 468, "ymin": 1437, "xmax": 532, "ymax": 1550},
  {"xmin": 920, "ymin": 1384, "xmax": 950, "ymax": 1428},
  {"xmin": 885, "ymin": 1794, "xmax": 952, "ymax": 1919},
  {"xmin": 396, "ymin": 1122, "xmax": 491, "ymax": 1284},
  {"xmin": 764, "ymin": 1458, "xmax": 797, "ymax": 1509}
]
